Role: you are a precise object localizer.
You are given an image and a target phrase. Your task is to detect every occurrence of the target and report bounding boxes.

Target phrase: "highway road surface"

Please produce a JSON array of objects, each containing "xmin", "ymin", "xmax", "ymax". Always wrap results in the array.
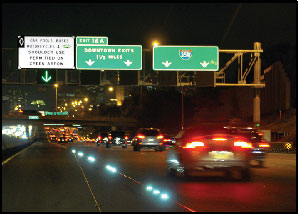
[{"xmin": 2, "ymin": 140, "xmax": 296, "ymax": 212}]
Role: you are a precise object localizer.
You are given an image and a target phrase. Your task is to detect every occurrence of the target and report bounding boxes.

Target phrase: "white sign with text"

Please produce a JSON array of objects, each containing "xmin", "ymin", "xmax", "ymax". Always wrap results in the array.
[{"xmin": 18, "ymin": 36, "xmax": 75, "ymax": 69}]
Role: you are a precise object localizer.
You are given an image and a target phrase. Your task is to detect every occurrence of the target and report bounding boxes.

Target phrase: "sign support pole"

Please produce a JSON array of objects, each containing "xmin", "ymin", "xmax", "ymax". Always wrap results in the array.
[{"xmin": 253, "ymin": 42, "xmax": 261, "ymax": 125}]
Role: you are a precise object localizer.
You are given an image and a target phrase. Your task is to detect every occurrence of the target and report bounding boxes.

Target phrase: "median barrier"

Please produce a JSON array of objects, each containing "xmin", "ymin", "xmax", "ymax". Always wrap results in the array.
[{"xmin": 268, "ymin": 142, "xmax": 296, "ymax": 153}]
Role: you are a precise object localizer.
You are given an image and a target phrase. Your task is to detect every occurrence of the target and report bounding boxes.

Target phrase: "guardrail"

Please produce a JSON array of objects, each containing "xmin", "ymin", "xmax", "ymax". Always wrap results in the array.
[{"xmin": 268, "ymin": 142, "xmax": 296, "ymax": 153}]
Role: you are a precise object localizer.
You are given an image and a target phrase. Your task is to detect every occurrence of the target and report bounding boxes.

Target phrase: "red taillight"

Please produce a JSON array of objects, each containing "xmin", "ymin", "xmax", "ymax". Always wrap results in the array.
[
  {"xmin": 98, "ymin": 136, "xmax": 101, "ymax": 140},
  {"xmin": 108, "ymin": 136, "xmax": 112, "ymax": 140},
  {"xmin": 137, "ymin": 135, "xmax": 145, "ymax": 139},
  {"xmin": 259, "ymin": 143, "xmax": 270, "ymax": 148},
  {"xmin": 212, "ymin": 137, "xmax": 227, "ymax": 141},
  {"xmin": 234, "ymin": 141, "xmax": 253, "ymax": 149},
  {"xmin": 183, "ymin": 141, "xmax": 205, "ymax": 149},
  {"xmin": 163, "ymin": 139, "xmax": 171, "ymax": 142},
  {"xmin": 157, "ymin": 135, "xmax": 164, "ymax": 139},
  {"xmin": 125, "ymin": 136, "xmax": 128, "ymax": 140}
]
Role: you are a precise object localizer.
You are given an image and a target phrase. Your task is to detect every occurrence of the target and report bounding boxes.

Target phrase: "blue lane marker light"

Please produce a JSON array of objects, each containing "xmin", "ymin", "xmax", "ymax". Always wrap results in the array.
[
  {"xmin": 78, "ymin": 152, "xmax": 84, "ymax": 157},
  {"xmin": 88, "ymin": 156, "xmax": 95, "ymax": 162},
  {"xmin": 161, "ymin": 193, "xmax": 169, "ymax": 200},
  {"xmin": 146, "ymin": 185, "xmax": 153, "ymax": 191},
  {"xmin": 72, "ymin": 149, "xmax": 76, "ymax": 154},
  {"xmin": 106, "ymin": 165, "xmax": 117, "ymax": 173},
  {"xmin": 153, "ymin": 189, "xmax": 160, "ymax": 195}
]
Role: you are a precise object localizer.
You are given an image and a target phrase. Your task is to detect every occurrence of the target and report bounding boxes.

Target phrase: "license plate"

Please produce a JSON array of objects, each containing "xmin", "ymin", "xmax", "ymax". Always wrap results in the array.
[
  {"xmin": 209, "ymin": 151, "xmax": 234, "ymax": 160},
  {"xmin": 148, "ymin": 139, "xmax": 154, "ymax": 142}
]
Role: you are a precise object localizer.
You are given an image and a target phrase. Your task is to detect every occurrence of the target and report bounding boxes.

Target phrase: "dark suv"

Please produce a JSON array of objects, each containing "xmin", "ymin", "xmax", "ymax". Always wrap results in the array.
[
  {"xmin": 106, "ymin": 131, "xmax": 128, "ymax": 148},
  {"xmin": 132, "ymin": 128, "xmax": 165, "ymax": 152}
]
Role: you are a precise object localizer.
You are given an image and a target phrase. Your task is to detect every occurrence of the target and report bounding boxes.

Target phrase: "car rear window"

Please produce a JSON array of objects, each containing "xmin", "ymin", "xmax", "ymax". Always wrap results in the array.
[
  {"xmin": 183, "ymin": 125, "xmax": 230, "ymax": 138},
  {"xmin": 139, "ymin": 130, "xmax": 160, "ymax": 136},
  {"xmin": 110, "ymin": 131, "xmax": 125, "ymax": 137}
]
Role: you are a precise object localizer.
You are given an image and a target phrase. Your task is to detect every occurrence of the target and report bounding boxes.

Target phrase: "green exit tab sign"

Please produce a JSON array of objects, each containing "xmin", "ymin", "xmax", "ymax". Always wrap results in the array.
[
  {"xmin": 153, "ymin": 46, "xmax": 219, "ymax": 71},
  {"xmin": 76, "ymin": 36, "xmax": 108, "ymax": 45}
]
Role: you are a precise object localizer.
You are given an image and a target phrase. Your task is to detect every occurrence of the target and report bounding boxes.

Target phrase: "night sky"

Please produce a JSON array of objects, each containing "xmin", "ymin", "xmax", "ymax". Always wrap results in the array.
[{"xmin": 2, "ymin": 3, "xmax": 296, "ymax": 49}]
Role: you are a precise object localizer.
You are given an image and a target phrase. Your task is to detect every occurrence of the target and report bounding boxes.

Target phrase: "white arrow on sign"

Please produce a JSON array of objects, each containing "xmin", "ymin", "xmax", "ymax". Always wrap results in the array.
[
  {"xmin": 200, "ymin": 61, "xmax": 209, "ymax": 68},
  {"xmin": 124, "ymin": 60, "xmax": 133, "ymax": 67},
  {"xmin": 85, "ymin": 59, "xmax": 95, "ymax": 66},
  {"xmin": 162, "ymin": 61, "xmax": 172, "ymax": 68}
]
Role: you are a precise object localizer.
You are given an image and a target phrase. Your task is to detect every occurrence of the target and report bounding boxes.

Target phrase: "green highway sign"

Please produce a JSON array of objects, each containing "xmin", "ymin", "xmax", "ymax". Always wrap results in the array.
[
  {"xmin": 76, "ymin": 45, "xmax": 142, "ymax": 70},
  {"xmin": 45, "ymin": 111, "xmax": 68, "ymax": 116},
  {"xmin": 29, "ymin": 116, "xmax": 39, "ymax": 119},
  {"xmin": 37, "ymin": 70, "xmax": 56, "ymax": 84},
  {"xmin": 76, "ymin": 36, "xmax": 108, "ymax": 45},
  {"xmin": 153, "ymin": 46, "xmax": 219, "ymax": 71}
]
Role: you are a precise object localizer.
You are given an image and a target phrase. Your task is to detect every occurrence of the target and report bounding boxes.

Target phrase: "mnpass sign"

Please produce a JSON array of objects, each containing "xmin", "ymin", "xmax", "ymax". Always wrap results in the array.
[{"xmin": 18, "ymin": 36, "xmax": 75, "ymax": 69}]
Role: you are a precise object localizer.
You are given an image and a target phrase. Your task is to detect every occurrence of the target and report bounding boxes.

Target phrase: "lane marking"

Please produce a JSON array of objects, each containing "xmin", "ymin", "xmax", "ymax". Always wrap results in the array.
[
  {"xmin": 116, "ymin": 171, "xmax": 197, "ymax": 212},
  {"xmin": 70, "ymin": 146, "xmax": 197, "ymax": 212},
  {"xmin": 2, "ymin": 143, "xmax": 35, "ymax": 166},
  {"xmin": 74, "ymin": 154, "xmax": 102, "ymax": 212}
]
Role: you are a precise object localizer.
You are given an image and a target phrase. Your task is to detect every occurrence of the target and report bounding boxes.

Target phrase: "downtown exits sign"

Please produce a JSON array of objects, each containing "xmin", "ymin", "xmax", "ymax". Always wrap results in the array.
[
  {"xmin": 76, "ymin": 45, "xmax": 142, "ymax": 70},
  {"xmin": 76, "ymin": 36, "xmax": 142, "ymax": 70},
  {"xmin": 153, "ymin": 46, "xmax": 219, "ymax": 71}
]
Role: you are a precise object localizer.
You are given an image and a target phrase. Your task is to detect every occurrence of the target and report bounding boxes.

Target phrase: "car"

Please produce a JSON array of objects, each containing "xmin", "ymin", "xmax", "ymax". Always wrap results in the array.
[
  {"xmin": 162, "ymin": 134, "xmax": 176, "ymax": 147},
  {"xmin": 49, "ymin": 135, "xmax": 57, "ymax": 142},
  {"xmin": 58, "ymin": 136, "xmax": 68, "ymax": 143},
  {"xmin": 96, "ymin": 132, "xmax": 109, "ymax": 146},
  {"xmin": 106, "ymin": 131, "xmax": 128, "ymax": 148},
  {"xmin": 166, "ymin": 124, "xmax": 252, "ymax": 181},
  {"xmin": 225, "ymin": 126, "xmax": 270, "ymax": 168},
  {"xmin": 132, "ymin": 128, "xmax": 165, "ymax": 152},
  {"xmin": 65, "ymin": 135, "xmax": 73, "ymax": 142}
]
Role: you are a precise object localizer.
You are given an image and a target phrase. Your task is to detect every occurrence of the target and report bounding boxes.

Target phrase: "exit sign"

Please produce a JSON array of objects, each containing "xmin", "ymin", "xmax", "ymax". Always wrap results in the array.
[
  {"xmin": 76, "ymin": 45, "xmax": 142, "ymax": 70},
  {"xmin": 76, "ymin": 36, "xmax": 108, "ymax": 45},
  {"xmin": 153, "ymin": 46, "xmax": 219, "ymax": 71}
]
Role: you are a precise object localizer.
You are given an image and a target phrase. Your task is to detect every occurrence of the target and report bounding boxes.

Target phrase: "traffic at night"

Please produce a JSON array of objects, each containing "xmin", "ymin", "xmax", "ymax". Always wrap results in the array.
[{"xmin": 2, "ymin": 3, "xmax": 296, "ymax": 212}]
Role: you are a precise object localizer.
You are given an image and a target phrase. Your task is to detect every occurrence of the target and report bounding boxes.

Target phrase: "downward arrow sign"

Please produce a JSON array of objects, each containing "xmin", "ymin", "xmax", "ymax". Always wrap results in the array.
[
  {"xmin": 124, "ymin": 60, "xmax": 133, "ymax": 67},
  {"xmin": 200, "ymin": 61, "xmax": 209, "ymax": 68},
  {"xmin": 85, "ymin": 59, "xmax": 95, "ymax": 66},
  {"xmin": 162, "ymin": 61, "xmax": 172, "ymax": 68},
  {"xmin": 41, "ymin": 70, "xmax": 52, "ymax": 82}
]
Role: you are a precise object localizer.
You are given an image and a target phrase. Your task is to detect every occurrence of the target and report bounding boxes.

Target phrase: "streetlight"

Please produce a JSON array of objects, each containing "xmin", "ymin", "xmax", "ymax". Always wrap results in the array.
[
  {"xmin": 108, "ymin": 87, "xmax": 114, "ymax": 92},
  {"xmin": 152, "ymin": 40, "xmax": 160, "ymax": 47},
  {"xmin": 54, "ymin": 84, "xmax": 58, "ymax": 113},
  {"xmin": 84, "ymin": 97, "xmax": 88, "ymax": 102}
]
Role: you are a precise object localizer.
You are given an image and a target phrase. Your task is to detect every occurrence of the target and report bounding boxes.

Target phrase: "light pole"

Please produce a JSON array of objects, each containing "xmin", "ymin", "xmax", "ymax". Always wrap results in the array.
[{"xmin": 54, "ymin": 84, "xmax": 58, "ymax": 113}]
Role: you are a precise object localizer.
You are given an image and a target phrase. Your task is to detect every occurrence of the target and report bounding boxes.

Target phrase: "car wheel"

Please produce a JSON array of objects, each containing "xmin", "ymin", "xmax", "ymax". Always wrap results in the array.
[
  {"xmin": 133, "ymin": 146, "xmax": 139, "ymax": 151},
  {"xmin": 258, "ymin": 160, "xmax": 264, "ymax": 168},
  {"xmin": 122, "ymin": 145, "xmax": 127, "ymax": 149},
  {"xmin": 240, "ymin": 167, "xmax": 251, "ymax": 181},
  {"xmin": 166, "ymin": 164, "xmax": 175, "ymax": 176}
]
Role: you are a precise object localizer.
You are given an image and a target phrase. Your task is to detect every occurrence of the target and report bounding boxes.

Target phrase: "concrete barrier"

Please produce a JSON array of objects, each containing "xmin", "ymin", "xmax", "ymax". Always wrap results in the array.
[{"xmin": 268, "ymin": 141, "xmax": 296, "ymax": 153}]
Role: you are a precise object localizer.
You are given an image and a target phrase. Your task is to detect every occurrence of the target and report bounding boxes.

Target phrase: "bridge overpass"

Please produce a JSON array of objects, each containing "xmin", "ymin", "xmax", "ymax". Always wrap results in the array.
[{"xmin": 2, "ymin": 114, "xmax": 137, "ymax": 128}]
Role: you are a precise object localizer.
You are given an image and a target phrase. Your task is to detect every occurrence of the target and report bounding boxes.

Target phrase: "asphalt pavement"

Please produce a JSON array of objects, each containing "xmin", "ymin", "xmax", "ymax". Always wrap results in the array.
[{"xmin": 2, "ymin": 140, "xmax": 296, "ymax": 212}]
